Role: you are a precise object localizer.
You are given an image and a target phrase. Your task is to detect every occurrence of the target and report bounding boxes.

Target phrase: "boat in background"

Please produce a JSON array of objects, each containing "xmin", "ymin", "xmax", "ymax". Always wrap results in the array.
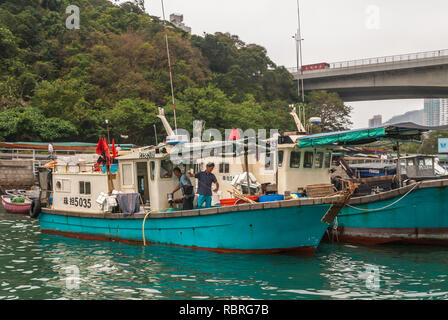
[{"xmin": 296, "ymin": 122, "xmax": 448, "ymax": 246}]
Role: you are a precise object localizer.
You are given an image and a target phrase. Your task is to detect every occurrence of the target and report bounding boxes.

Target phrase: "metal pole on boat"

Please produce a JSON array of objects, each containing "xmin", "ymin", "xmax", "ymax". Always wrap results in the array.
[
  {"xmin": 154, "ymin": 124, "xmax": 158, "ymax": 145},
  {"xmin": 275, "ymin": 147, "xmax": 279, "ymax": 192},
  {"xmin": 105, "ymin": 119, "xmax": 110, "ymax": 149},
  {"xmin": 244, "ymin": 145, "xmax": 252, "ymax": 195},
  {"xmin": 161, "ymin": 0, "xmax": 178, "ymax": 134},
  {"xmin": 296, "ymin": 0, "xmax": 305, "ymax": 103},
  {"xmin": 396, "ymin": 141, "xmax": 402, "ymax": 188}
]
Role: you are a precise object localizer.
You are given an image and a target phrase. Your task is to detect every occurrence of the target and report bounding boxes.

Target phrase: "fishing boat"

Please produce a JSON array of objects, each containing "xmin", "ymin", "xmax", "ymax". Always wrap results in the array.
[
  {"xmin": 31, "ymin": 108, "xmax": 353, "ymax": 255},
  {"xmin": 296, "ymin": 122, "xmax": 448, "ymax": 246}
]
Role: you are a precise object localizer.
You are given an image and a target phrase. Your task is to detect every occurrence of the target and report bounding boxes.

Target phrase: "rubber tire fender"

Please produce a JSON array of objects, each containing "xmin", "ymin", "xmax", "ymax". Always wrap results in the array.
[{"xmin": 29, "ymin": 199, "xmax": 41, "ymax": 219}]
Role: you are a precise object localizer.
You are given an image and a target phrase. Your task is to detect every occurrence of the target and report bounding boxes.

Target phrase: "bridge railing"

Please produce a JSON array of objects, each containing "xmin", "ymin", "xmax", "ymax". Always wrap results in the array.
[{"xmin": 288, "ymin": 48, "xmax": 448, "ymax": 74}]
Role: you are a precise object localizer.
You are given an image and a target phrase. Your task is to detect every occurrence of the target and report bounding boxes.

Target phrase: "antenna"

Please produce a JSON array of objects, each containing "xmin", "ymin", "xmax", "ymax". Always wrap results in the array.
[
  {"xmin": 161, "ymin": 0, "xmax": 178, "ymax": 134},
  {"xmin": 295, "ymin": 0, "xmax": 305, "ymax": 103}
]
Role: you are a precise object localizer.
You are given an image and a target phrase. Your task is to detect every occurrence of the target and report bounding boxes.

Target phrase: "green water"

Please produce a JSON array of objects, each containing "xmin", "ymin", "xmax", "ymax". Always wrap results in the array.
[{"xmin": 1, "ymin": 212, "xmax": 448, "ymax": 300}]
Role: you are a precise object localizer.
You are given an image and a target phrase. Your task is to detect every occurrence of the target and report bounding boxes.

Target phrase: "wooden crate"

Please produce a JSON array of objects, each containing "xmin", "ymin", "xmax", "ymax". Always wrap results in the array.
[{"xmin": 306, "ymin": 184, "xmax": 335, "ymax": 198}]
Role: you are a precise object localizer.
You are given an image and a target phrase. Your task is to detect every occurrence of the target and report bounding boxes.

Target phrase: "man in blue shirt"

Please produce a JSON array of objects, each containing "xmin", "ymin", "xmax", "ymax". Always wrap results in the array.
[
  {"xmin": 172, "ymin": 167, "xmax": 195, "ymax": 210},
  {"xmin": 189, "ymin": 162, "xmax": 219, "ymax": 208}
]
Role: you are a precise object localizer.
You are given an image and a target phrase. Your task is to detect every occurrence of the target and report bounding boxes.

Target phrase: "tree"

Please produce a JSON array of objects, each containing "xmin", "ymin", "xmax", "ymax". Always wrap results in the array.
[
  {"xmin": 305, "ymin": 90, "xmax": 353, "ymax": 132},
  {"xmin": 0, "ymin": 107, "xmax": 78, "ymax": 141},
  {"xmin": 418, "ymin": 131, "xmax": 448, "ymax": 154},
  {"xmin": 109, "ymin": 98, "xmax": 158, "ymax": 145},
  {"xmin": 0, "ymin": 0, "xmax": 309, "ymax": 145}
]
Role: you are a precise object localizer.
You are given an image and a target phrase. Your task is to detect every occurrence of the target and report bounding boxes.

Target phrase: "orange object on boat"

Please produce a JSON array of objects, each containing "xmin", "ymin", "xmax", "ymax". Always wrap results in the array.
[
  {"xmin": 43, "ymin": 161, "xmax": 57, "ymax": 168},
  {"xmin": 219, "ymin": 195, "xmax": 259, "ymax": 206}
]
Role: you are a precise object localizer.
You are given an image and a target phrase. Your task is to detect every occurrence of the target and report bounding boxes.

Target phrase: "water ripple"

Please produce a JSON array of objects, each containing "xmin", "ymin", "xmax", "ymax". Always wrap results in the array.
[{"xmin": 1, "ymin": 213, "xmax": 448, "ymax": 299}]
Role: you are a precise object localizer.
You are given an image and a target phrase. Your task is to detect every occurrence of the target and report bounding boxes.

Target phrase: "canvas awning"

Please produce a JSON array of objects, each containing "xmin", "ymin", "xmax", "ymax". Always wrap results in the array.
[{"xmin": 297, "ymin": 122, "xmax": 448, "ymax": 148}]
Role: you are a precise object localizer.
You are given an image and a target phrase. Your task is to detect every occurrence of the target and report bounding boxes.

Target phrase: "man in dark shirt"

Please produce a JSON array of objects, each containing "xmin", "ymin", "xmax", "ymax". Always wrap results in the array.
[{"xmin": 189, "ymin": 162, "xmax": 219, "ymax": 208}]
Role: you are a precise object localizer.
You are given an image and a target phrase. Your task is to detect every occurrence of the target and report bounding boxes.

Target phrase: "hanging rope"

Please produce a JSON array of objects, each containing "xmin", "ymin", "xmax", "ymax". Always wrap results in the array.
[
  {"xmin": 345, "ymin": 182, "xmax": 422, "ymax": 213},
  {"xmin": 142, "ymin": 209, "xmax": 154, "ymax": 246}
]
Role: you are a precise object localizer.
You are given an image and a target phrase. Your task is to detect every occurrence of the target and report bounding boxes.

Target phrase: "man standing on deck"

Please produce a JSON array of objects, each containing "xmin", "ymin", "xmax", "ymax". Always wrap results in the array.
[
  {"xmin": 171, "ymin": 167, "xmax": 195, "ymax": 210},
  {"xmin": 189, "ymin": 162, "xmax": 219, "ymax": 208}
]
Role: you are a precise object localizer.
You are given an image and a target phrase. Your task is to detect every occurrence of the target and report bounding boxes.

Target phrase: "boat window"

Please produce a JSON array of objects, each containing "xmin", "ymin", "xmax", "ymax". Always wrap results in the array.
[
  {"xmin": 150, "ymin": 161, "xmax": 155, "ymax": 181},
  {"xmin": 122, "ymin": 163, "xmax": 133, "ymax": 185},
  {"xmin": 278, "ymin": 150, "xmax": 284, "ymax": 168},
  {"xmin": 304, "ymin": 151, "xmax": 314, "ymax": 168},
  {"xmin": 424, "ymin": 158, "xmax": 433, "ymax": 166},
  {"xmin": 79, "ymin": 181, "xmax": 91, "ymax": 195},
  {"xmin": 315, "ymin": 152, "xmax": 324, "ymax": 169},
  {"xmin": 407, "ymin": 159, "xmax": 414, "ymax": 166},
  {"xmin": 56, "ymin": 180, "xmax": 62, "ymax": 191},
  {"xmin": 289, "ymin": 151, "xmax": 301, "ymax": 168},
  {"xmin": 219, "ymin": 162, "xmax": 230, "ymax": 173},
  {"xmin": 418, "ymin": 159, "xmax": 425, "ymax": 168},
  {"xmin": 324, "ymin": 152, "xmax": 332, "ymax": 168},
  {"xmin": 185, "ymin": 163, "xmax": 197, "ymax": 175},
  {"xmin": 160, "ymin": 159, "xmax": 173, "ymax": 179}
]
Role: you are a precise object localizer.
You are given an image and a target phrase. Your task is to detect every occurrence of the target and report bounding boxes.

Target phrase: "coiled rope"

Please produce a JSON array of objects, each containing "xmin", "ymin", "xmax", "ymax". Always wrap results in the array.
[{"xmin": 345, "ymin": 182, "xmax": 422, "ymax": 213}]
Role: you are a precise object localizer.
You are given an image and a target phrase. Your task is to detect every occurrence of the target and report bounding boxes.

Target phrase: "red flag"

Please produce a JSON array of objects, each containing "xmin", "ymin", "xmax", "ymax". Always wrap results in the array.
[
  {"xmin": 228, "ymin": 128, "xmax": 241, "ymax": 141},
  {"xmin": 102, "ymin": 138, "xmax": 111, "ymax": 163},
  {"xmin": 96, "ymin": 138, "xmax": 104, "ymax": 155},
  {"xmin": 112, "ymin": 139, "xmax": 118, "ymax": 159}
]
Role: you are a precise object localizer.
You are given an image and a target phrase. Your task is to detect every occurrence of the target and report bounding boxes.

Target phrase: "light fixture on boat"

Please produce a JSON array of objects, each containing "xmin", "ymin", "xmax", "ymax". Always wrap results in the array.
[
  {"xmin": 309, "ymin": 117, "xmax": 322, "ymax": 125},
  {"xmin": 166, "ymin": 134, "xmax": 189, "ymax": 145}
]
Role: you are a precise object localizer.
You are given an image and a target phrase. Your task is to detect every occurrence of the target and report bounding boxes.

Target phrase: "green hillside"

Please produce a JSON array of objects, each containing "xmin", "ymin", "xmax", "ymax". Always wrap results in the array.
[{"xmin": 0, "ymin": 0, "xmax": 350, "ymax": 145}]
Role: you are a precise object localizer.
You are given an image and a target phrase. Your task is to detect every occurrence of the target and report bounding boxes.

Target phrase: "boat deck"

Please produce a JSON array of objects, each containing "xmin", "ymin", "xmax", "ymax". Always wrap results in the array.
[{"xmin": 41, "ymin": 195, "xmax": 344, "ymax": 220}]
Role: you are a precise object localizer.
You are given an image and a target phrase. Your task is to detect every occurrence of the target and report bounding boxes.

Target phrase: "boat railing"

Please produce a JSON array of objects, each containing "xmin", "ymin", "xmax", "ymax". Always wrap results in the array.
[
  {"xmin": 0, "ymin": 148, "xmax": 89, "ymax": 176},
  {"xmin": 53, "ymin": 162, "xmax": 101, "ymax": 174}
]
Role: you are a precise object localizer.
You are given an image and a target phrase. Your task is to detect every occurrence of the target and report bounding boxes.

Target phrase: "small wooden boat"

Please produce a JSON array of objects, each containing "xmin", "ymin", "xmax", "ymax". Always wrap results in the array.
[{"xmin": 1, "ymin": 195, "xmax": 32, "ymax": 214}]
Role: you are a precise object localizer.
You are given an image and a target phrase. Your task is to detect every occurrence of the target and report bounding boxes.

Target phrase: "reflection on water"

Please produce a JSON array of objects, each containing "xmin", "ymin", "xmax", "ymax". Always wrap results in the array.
[{"xmin": 0, "ymin": 212, "xmax": 448, "ymax": 300}]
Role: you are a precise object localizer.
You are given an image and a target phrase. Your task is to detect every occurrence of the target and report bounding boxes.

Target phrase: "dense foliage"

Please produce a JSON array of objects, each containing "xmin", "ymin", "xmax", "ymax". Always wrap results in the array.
[{"xmin": 0, "ymin": 0, "xmax": 352, "ymax": 145}]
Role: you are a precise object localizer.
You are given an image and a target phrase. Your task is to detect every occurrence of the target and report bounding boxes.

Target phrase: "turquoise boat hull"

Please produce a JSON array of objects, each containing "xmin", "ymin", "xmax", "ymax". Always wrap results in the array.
[
  {"xmin": 38, "ymin": 200, "xmax": 336, "ymax": 254},
  {"xmin": 328, "ymin": 180, "xmax": 448, "ymax": 245}
]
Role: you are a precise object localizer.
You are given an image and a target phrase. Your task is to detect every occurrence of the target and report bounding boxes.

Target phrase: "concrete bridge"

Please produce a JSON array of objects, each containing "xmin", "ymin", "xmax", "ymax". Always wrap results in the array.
[{"xmin": 290, "ymin": 49, "xmax": 448, "ymax": 101}]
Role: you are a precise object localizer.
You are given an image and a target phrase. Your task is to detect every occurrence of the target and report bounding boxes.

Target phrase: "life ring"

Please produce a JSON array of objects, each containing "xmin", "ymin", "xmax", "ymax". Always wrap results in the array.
[{"xmin": 29, "ymin": 199, "xmax": 41, "ymax": 219}]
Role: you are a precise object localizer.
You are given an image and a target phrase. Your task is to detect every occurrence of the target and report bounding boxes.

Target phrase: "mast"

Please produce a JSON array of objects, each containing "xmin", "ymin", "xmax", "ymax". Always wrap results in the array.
[
  {"xmin": 161, "ymin": 0, "xmax": 178, "ymax": 134},
  {"xmin": 295, "ymin": 0, "xmax": 305, "ymax": 103}
]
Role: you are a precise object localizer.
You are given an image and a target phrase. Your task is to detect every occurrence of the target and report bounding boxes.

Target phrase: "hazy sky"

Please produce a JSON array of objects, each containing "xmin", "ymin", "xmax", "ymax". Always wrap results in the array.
[{"xmin": 140, "ymin": 0, "xmax": 448, "ymax": 128}]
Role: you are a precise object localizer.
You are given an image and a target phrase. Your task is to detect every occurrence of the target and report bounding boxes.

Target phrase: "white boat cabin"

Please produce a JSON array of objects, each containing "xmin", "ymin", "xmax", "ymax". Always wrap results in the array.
[{"xmin": 253, "ymin": 136, "xmax": 334, "ymax": 194}]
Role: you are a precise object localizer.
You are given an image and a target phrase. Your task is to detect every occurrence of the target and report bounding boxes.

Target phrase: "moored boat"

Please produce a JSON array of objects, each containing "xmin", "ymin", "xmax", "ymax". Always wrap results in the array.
[
  {"xmin": 1, "ymin": 195, "xmax": 32, "ymax": 214},
  {"xmin": 331, "ymin": 179, "xmax": 448, "ymax": 245},
  {"xmin": 32, "ymin": 109, "xmax": 351, "ymax": 254},
  {"xmin": 295, "ymin": 122, "xmax": 448, "ymax": 246}
]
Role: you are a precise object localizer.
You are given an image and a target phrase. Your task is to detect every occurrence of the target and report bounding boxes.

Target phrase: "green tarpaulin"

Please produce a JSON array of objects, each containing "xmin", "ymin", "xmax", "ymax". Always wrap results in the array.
[{"xmin": 298, "ymin": 127, "xmax": 386, "ymax": 148}]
